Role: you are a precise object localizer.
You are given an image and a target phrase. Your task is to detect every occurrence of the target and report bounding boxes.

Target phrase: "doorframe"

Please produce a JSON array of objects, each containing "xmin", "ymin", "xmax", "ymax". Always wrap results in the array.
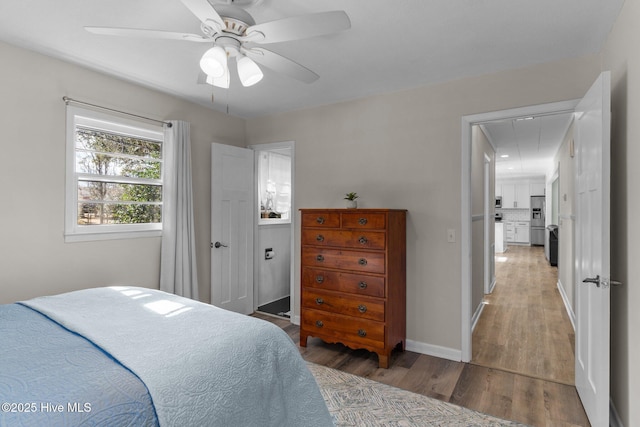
[
  {"xmin": 248, "ymin": 141, "xmax": 296, "ymax": 320},
  {"xmin": 483, "ymin": 153, "xmax": 493, "ymax": 295},
  {"xmin": 460, "ymin": 99, "xmax": 579, "ymax": 362}
]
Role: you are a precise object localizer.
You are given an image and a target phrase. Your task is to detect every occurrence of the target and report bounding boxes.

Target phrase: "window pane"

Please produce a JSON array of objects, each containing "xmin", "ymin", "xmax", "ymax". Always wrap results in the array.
[
  {"xmin": 77, "ymin": 203, "xmax": 162, "ymax": 225},
  {"xmin": 258, "ymin": 151, "xmax": 291, "ymax": 221},
  {"xmin": 67, "ymin": 106, "xmax": 165, "ymax": 239},
  {"xmin": 76, "ymin": 127, "xmax": 162, "ymax": 159},
  {"xmin": 76, "ymin": 151, "xmax": 161, "ymax": 179},
  {"xmin": 78, "ymin": 181, "xmax": 162, "ymax": 202}
]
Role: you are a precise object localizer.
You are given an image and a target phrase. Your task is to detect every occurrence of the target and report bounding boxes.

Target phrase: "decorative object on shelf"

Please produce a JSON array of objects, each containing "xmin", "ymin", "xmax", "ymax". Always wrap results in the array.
[{"xmin": 344, "ymin": 192, "xmax": 359, "ymax": 209}]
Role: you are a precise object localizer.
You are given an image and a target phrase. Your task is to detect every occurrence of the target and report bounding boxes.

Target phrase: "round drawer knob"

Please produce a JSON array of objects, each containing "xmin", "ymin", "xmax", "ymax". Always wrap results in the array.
[
  {"xmin": 316, "ymin": 235, "xmax": 324, "ymax": 242},
  {"xmin": 357, "ymin": 329, "xmax": 367, "ymax": 337},
  {"xmin": 358, "ymin": 258, "xmax": 368, "ymax": 266},
  {"xmin": 315, "ymin": 298, "xmax": 324, "ymax": 305},
  {"xmin": 316, "ymin": 217, "xmax": 325, "ymax": 224},
  {"xmin": 316, "ymin": 275, "xmax": 324, "ymax": 284},
  {"xmin": 358, "ymin": 281, "xmax": 368, "ymax": 289},
  {"xmin": 316, "ymin": 255, "xmax": 324, "ymax": 262},
  {"xmin": 358, "ymin": 218, "xmax": 368, "ymax": 225},
  {"xmin": 357, "ymin": 304, "xmax": 367, "ymax": 313},
  {"xmin": 358, "ymin": 236, "xmax": 368, "ymax": 245},
  {"xmin": 315, "ymin": 320, "xmax": 324, "ymax": 328}
]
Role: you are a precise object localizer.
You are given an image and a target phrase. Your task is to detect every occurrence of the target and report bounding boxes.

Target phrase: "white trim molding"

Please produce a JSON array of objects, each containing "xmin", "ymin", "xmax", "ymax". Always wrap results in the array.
[
  {"xmin": 406, "ymin": 339, "xmax": 462, "ymax": 362},
  {"xmin": 557, "ymin": 280, "xmax": 576, "ymax": 331},
  {"xmin": 471, "ymin": 301, "xmax": 486, "ymax": 333},
  {"xmin": 610, "ymin": 398, "xmax": 624, "ymax": 427}
]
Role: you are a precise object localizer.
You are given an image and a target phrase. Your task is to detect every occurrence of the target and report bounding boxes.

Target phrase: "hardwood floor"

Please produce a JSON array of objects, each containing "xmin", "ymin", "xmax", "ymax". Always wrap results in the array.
[
  {"xmin": 253, "ymin": 246, "xmax": 590, "ymax": 426},
  {"xmin": 473, "ymin": 245, "xmax": 575, "ymax": 385}
]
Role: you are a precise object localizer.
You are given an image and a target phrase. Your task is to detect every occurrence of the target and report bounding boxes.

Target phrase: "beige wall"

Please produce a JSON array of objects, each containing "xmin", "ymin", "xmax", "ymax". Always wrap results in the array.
[
  {"xmin": 602, "ymin": 0, "xmax": 640, "ymax": 424},
  {"xmin": 246, "ymin": 54, "xmax": 600, "ymax": 351},
  {"xmin": 553, "ymin": 121, "xmax": 576, "ymax": 316},
  {"xmin": 0, "ymin": 41, "xmax": 245, "ymax": 304}
]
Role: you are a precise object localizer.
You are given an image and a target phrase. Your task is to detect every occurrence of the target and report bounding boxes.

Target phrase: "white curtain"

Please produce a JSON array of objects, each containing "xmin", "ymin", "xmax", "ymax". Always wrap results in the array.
[{"xmin": 160, "ymin": 121, "xmax": 199, "ymax": 299}]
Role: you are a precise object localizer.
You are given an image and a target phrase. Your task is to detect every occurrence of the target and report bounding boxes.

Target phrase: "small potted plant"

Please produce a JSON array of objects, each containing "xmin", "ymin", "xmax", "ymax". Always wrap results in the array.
[{"xmin": 344, "ymin": 192, "xmax": 359, "ymax": 209}]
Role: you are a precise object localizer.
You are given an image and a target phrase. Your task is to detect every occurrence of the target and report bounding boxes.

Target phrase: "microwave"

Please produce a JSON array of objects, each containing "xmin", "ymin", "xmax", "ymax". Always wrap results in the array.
[{"xmin": 495, "ymin": 197, "xmax": 502, "ymax": 208}]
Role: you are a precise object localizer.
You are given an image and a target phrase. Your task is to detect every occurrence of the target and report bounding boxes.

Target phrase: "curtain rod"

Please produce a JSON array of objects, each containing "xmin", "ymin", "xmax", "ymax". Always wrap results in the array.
[{"xmin": 62, "ymin": 96, "xmax": 172, "ymax": 128}]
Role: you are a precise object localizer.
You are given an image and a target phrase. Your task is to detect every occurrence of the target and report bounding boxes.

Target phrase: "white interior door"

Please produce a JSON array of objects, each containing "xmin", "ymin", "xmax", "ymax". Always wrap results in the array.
[
  {"xmin": 211, "ymin": 143, "xmax": 254, "ymax": 314},
  {"xmin": 574, "ymin": 71, "xmax": 611, "ymax": 427}
]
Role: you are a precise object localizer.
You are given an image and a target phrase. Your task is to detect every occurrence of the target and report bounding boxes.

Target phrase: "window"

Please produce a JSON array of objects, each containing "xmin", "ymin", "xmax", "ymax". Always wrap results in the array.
[
  {"xmin": 257, "ymin": 148, "xmax": 292, "ymax": 224},
  {"xmin": 65, "ymin": 105, "xmax": 164, "ymax": 242}
]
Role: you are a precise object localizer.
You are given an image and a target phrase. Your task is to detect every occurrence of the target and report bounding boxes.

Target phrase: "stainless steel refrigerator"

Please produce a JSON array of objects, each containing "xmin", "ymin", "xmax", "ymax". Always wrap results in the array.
[{"xmin": 530, "ymin": 196, "xmax": 545, "ymax": 245}]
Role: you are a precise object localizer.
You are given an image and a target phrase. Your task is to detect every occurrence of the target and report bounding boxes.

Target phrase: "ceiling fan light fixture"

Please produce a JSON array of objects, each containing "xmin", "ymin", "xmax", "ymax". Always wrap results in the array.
[
  {"xmin": 200, "ymin": 46, "xmax": 227, "ymax": 78},
  {"xmin": 206, "ymin": 67, "xmax": 230, "ymax": 89},
  {"xmin": 237, "ymin": 55, "xmax": 263, "ymax": 87}
]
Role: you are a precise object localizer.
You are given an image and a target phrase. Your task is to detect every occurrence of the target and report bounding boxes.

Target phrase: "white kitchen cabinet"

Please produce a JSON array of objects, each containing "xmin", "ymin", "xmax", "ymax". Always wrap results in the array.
[
  {"xmin": 501, "ymin": 184, "xmax": 516, "ymax": 209},
  {"xmin": 515, "ymin": 221, "xmax": 530, "ymax": 243},
  {"xmin": 499, "ymin": 183, "xmax": 530, "ymax": 209},
  {"xmin": 530, "ymin": 182, "xmax": 545, "ymax": 196},
  {"xmin": 515, "ymin": 184, "xmax": 530, "ymax": 209},
  {"xmin": 505, "ymin": 222, "xmax": 515, "ymax": 242},
  {"xmin": 495, "ymin": 222, "xmax": 506, "ymax": 252}
]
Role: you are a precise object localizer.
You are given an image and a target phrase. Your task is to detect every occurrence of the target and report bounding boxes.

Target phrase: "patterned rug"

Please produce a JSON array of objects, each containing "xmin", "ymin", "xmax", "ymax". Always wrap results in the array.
[{"xmin": 308, "ymin": 363, "xmax": 527, "ymax": 427}]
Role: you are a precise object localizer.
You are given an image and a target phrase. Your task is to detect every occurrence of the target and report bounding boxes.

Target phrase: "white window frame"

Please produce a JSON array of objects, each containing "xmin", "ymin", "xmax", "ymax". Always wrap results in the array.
[
  {"xmin": 256, "ymin": 146, "xmax": 292, "ymax": 226},
  {"xmin": 65, "ymin": 105, "xmax": 165, "ymax": 242}
]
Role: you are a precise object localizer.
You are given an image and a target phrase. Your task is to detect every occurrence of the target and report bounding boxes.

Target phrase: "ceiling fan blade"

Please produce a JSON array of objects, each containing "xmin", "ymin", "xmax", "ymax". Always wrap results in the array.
[
  {"xmin": 245, "ymin": 11, "xmax": 350, "ymax": 44},
  {"xmin": 180, "ymin": 0, "xmax": 224, "ymax": 29},
  {"xmin": 85, "ymin": 26, "xmax": 210, "ymax": 42},
  {"xmin": 243, "ymin": 47, "xmax": 319, "ymax": 83}
]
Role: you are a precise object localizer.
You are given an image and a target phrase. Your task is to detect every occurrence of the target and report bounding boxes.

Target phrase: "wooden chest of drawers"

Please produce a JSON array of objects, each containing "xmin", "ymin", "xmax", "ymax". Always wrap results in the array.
[{"xmin": 299, "ymin": 209, "xmax": 406, "ymax": 368}]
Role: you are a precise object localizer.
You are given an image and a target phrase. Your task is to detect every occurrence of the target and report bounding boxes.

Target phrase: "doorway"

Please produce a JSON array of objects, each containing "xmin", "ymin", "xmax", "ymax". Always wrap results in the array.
[
  {"xmin": 251, "ymin": 142, "xmax": 295, "ymax": 319},
  {"xmin": 470, "ymin": 112, "xmax": 576, "ymax": 384},
  {"xmin": 461, "ymin": 100, "xmax": 579, "ymax": 365}
]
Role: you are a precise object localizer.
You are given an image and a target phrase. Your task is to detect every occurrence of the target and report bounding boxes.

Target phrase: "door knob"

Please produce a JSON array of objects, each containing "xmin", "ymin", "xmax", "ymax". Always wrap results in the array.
[
  {"xmin": 582, "ymin": 275, "xmax": 601, "ymax": 287},
  {"xmin": 583, "ymin": 275, "xmax": 623, "ymax": 288},
  {"xmin": 213, "ymin": 241, "xmax": 228, "ymax": 248}
]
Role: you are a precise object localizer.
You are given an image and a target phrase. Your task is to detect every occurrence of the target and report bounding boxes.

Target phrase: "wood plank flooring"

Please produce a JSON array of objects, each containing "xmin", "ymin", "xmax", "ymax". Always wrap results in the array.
[
  {"xmin": 255, "ymin": 310, "xmax": 589, "ymax": 426},
  {"xmin": 473, "ymin": 246, "xmax": 575, "ymax": 385},
  {"xmin": 253, "ymin": 246, "xmax": 588, "ymax": 426}
]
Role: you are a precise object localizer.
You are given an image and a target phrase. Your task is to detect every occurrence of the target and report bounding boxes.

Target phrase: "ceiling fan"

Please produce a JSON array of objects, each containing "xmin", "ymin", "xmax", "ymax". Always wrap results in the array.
[{"xmin": 85, "ymin": 0, "xmax": 351, "ymax": 88}]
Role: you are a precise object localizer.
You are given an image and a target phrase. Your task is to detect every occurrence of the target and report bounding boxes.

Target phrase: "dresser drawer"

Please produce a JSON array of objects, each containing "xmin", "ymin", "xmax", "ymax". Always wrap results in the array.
[
  {"xmin": 301, "ymin": 229, "xmax": 386, "ymax": 250},
  {"xmin": 341, "ymin": 212, "xmax": 386, "ymax": 229},
  {"xmin": 302, "ymin": 289, "xmax": 384, "ymax": 321},
  {"xmin": 301, "ymin": 309, "xmax": 385, "ymax": 345},
  {"xmin": 301, "ymin": 212, "xmax": 340, "ymax": 228},
  {"xmin": 301, "ymin": 268, "xmax": 385, "ymax": 298},
  {"xmin": 302, "ymin": 248, "xmax": 385, "ymax": 274}
]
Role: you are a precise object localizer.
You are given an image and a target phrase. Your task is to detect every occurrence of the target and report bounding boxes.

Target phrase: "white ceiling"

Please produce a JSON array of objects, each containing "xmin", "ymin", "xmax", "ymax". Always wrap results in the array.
[
  {"xmin": 0, "ymin": 0, "xmax": 624, "ymax": 119},
  {"xmin": 482, "ymin": 113, "xmax": 574, "ymax": 179}
]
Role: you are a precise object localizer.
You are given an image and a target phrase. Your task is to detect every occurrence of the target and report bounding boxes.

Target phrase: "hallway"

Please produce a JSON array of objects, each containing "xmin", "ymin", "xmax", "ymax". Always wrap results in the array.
[{"xmin": 472, "ymin": 245, "xmax": 575, "ymax": 385}]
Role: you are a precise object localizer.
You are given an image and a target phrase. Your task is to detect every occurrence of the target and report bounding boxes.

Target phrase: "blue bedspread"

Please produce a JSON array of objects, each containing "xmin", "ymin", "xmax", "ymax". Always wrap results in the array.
[
  {"xmin": 7, "ymin": 287, "xmax": 333, "ymax": 427},
  {"xmin": 0, "ymin": 304, "xmax": 158, "ymax": 427}
]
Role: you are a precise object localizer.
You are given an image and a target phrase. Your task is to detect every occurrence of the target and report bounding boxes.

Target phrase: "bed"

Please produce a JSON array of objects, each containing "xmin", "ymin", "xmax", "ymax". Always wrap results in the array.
[{"xmin": 0, "ymin": 286, "xmax": 333, "ymax": 427}]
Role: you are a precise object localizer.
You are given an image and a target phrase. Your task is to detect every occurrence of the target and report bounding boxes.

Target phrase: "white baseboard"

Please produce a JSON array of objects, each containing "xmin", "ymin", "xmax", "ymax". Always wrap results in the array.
[
  {"xmin": 556, "ymin": 280, "xmax": 576, "ymax": 331},
  {"xmin": 488, "ymin": 276, "xmax": 496, "ymax": 294},
  {"xmin": 406, "ymin": 339, "xmax": 462, "ymax": 362},
  {"xmin": 610, "ymin": 397, "xmax": 624, "ymax": 427},
  {"xmin": 471, "ymin": 301, "xmax": 486, "ymax": 333},
  {"xmin": 291, "ymin": 315, "xmax": 300, "ymax": 325}
]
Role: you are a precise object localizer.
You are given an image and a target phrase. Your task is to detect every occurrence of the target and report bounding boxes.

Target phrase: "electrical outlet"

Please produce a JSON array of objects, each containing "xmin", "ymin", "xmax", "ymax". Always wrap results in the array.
[{"xmin": 447, "ymin": 229, "xmax": 456, "ymax": 243}]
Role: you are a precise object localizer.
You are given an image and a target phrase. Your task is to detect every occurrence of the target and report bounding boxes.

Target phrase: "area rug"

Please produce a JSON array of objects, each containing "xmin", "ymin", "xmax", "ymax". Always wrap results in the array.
[{"xmin": 307, "ymin": 363, "xmax": 527, "ymax": 427}]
